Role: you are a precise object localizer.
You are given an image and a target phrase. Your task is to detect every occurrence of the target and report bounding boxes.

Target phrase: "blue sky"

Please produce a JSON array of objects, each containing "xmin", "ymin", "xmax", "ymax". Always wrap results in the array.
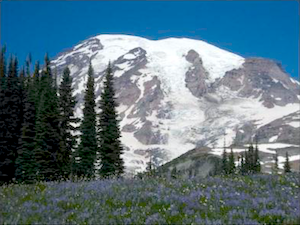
[{"xmin": 1, "ymin": 1, "xmax": 299, "ymax": 79}]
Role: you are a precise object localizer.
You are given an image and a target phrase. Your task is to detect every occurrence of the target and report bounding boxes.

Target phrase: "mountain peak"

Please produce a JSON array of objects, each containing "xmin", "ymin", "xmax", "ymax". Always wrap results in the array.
[{"xmin": 50, "ymin": 34, "xmax": 300, "ymax": 174}]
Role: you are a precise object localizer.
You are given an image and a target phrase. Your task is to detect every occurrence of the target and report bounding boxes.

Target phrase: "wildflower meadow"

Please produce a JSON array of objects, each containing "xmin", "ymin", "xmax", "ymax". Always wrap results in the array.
[{"xmin": 1, "ymin": 173, "xmax": 299, "ymax": 224}]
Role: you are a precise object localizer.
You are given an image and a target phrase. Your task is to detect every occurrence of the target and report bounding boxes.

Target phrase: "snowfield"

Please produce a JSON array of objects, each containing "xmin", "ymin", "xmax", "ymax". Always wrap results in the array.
[{"xmin": 51, "ymin": 34, "xmax": 300, "ymax": 173}]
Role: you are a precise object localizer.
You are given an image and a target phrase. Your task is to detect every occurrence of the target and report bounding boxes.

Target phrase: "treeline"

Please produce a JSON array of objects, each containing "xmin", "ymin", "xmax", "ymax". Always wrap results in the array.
[
  {"xmin": 0, "ymin": 46, "xmax": 124, "ymax": 184},
  {"xmin": 221, "ymin": 143, "xmax": 261, "ymax": 175},
  {"xmin": 221, "ymin": 142, "xmax": 292, "ymax": 175},
  {"xmin": 146, "ymin": 142, "xmax": 293, "ymax": 179}
]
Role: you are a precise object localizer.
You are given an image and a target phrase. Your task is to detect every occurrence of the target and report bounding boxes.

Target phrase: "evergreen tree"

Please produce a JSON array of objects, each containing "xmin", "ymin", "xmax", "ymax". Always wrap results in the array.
[
  {"xmin": 240, "ymin": 153, "xmax": 245, "ymax": 175},
  {"xmin": 247, "ymin": 144, "xmax": 254, "ymax": 173},
  {"xmin": 228, "ymin": 148, "xmax": 236, "ymax": 174},
  {"xmin": 58, "ymin": 67, "xmax": 79, "ymax": 179},
  {"xmin": 146, "ymin": 153, "xmax": 156, "ymax": 177},
  {"xmin": 0, "ymin": 46, "xmax": 8, "ymax": 183},
  {"xmin": 284, "ymin": 152, "xmax": 291, "ymax": 173},
  {"xmin": 16, "ymin": 75, "xmax": 37, "ymax": 183},
  {"xmin": 244, "ymin": 149, "xmax": 250, "ymax": 174},
  {"xmin": 0, "ymin": 46, "xmax": 6, "ymax": 79},
  {"xmin": 76, "ymin": 62, "xmax": 98, "ymax": 178},
  {"xmin": 272, "ymin": 151, "xmax": 279, "ymax": 174},
  {"xmin": 2, "ymin": 56, "xmax": 24, "ymax": 182},
  {"xmin": 32, "ymin": 61, "xmax": 40, "ymax": 110},
  {"xmin": 98, "ymin": 63, "xmax": 124, "ymax": 178},
  {"xmin": 254, "ymin": 140, "xmax": 261, "ymax": 173},
  {"xmin": 25, "ymin": 54, "xmax": 32, "ymax": 87},
  {"xmin": 34, "ymin": 54, "xmax": 62, "ymax": 181},
  {"xmin": 221, "ymin": 148, "xmax": 228, "ymax": 175}
]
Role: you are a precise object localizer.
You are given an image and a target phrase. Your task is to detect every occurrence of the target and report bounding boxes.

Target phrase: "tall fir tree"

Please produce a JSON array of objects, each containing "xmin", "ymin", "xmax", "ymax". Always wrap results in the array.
[
  {"xmin": 15, "ymin": 72, "xmax": 37, "ymax": 183},
  {"xmin": 221, "ymin": 147, "xmax": 228, "ymax": 175},
  {"xmin": 254, "ymin": 139, "xmax": 261, "ymax": 173},
  {"xmin": 34, "ymin": 54, "xmax": 62, "ymax": 181},
  {"xmin": 272, "ymin": 151, "xmax": 279, "ymax": 174},
  {"xmin": 248, "ymin": 144, "xmax": 255, "ymax": 173},
  {"xmin": 32, "ymin": 61, "xmax": 40, "ymax": 111},
  {"xmin": 0, "ymin": 46, "xmax": 6, "ymax": 79},
  {"xmin": 240, "ymin": 153, "xmax": 246, "ymax": 175},
  {"xmin": 98, "ymin": 63, "xmax": 124, "ymax": 178},
  {"xmin": 0, "ymin": 46, "xmax": 7, "ymax": 183},
  {"xmin": 244, "ymin": 150, "xmax": 250, "ymax": 174},
  {"xmin": 76, "ymin": 62, "xmax": 98, "ymax": 178},
  {"xmin": 228, "ymin": 148, "xmax": 236, "ymax": 174},
  {"xmin": 58, "ymin": 67, "xmax": 79, "ymax": 179},
  {"xmin": 2, "ymin": 56, "xmax": 24, "ymax": 182},
  {"xmin": 284, "ymin": 152, "xmax": 291, "ymax": 173}
]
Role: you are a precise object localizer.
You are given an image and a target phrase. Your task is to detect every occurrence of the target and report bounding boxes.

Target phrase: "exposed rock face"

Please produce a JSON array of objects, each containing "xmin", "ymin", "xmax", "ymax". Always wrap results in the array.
[
  {"xmin": 256, "ymin": 110, "xmax": 300, "ymax": 145},
  {"xmin": 134, "ymin": 121, "xmax": 168, "ymax": 145},
  {"xmin": 50, "ymin": 34, "xmax": 300, "ymax": 173},
  {"xmin": 185, "ymin": 50, "xmax": 209, "ymax": 97},
  {"xmin": 217, "ymin": 58, "xmax": 300, "ymax": 108}
]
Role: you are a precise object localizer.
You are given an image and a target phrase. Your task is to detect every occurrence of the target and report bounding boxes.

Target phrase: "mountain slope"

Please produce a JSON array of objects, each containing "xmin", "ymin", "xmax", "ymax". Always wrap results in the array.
[{"xmin": 50, "ymin": 34, "xmax": 300, "ymax": 174}]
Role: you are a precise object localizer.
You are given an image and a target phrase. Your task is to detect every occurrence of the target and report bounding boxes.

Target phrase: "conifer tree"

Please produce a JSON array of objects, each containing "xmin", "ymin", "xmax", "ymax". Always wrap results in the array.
[
  {"xmin": 59, "ymin": 67, "xmax": 79, "ymax": 178},
  {"xmin": 76, "ymin": 62, "xmax": 98, "ymax": 178},
  {"xmin": 228, "ymin": 148, "xmax": 236, "ymax": 174},
  {"xmin": 244, "ymin": 150, "xmax": 250, "ymax": 174},
  {"xmin": 284, "ymin": 152, "xmax": 291, "ymax": 173},
  {"xmin": 0, "ymin": 46, "xmax": 7, "ymax": 183},
  {"xmin": 16, "ymin": 74, "xmax": 37, "ymax": 183},
  {"xmin": 248, "ymin": 144, "xmax": 254, "ymax": 173},
  {"xmin": 272, "ymin": 151, "xmax": 279, "ymax": 174},
  {"xmin": 3, "ymin": 56, "xmax": 24, "ymax": 182},
  {"xmin": 254, "ymin": 140, "xmax": 261, "ymax": 173},
  {"xmin": 34, "ymin": 54, "xmax": 62, "ymax": 181},
  {"xmin": 32, "ymin": 62, "xmax": 40, "ymax": 110},
  {"xmin": 146, "ymin": 153, "xmax": 156, "ymax": 177},
  {"xmin": 98, "ymin": 63, "xmax": 124, "ymax": 178},
  {"xmin": 221, "ymin": 148, "xmax": 228, "ymax": 175},
  {"xmin": 240, "ymin": 153, "xmax": 245, "ymax": 175},
  {"xmin": 0, "ymin": 46, "xmax": 6, "ymax": 79}
]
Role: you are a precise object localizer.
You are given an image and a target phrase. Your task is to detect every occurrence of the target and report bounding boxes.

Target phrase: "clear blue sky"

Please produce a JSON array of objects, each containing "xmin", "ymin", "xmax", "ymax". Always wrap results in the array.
[{"xmin": 1, "ymin": 1, "xmax": 299, "ymax": 79}]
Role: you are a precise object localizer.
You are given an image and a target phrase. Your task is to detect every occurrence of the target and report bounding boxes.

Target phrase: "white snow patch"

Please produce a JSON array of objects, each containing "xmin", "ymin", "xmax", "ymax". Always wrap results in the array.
[
  {"xmin": 269, "ymin": 135, "xmax": 278, "ymax": 142},
  {"xmin": 287, "ymin": 121, "xmax": 300, "ymax": 128},
  {"xmin": 246, "ymin": 143, "xmax": 300, "ymax": 154},
  {"xmin": 123, "ymin": 53, "xmax": 136, "ymax": 60},
  {"xmin": 290, "ymin": 77, "xmax": 300, "ymax": 85}
]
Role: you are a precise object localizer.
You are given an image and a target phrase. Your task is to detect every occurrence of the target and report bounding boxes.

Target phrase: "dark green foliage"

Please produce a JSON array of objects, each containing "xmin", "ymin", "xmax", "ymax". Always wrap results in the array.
[
  {"xmin": 34, "ymin": 54, "xmax": 62, "ymax": 181},
  {"xmin": 76, "ymin": 62, "xmax": 98, "ymax": 178},
  {"xmin": 32, "ymin": 62, "xmax": 41, "ymax": 111},
  {"xmin": 0, "ymin": 46, "xmax": 6, "ymax": 79},
  {"xmin": 284, "ymin": 152, "xmax": 291, "ymax": 173},
  {"xmin": 254, "ymin": 142, "xmax": 261, "ymax": 173},
  {"xmin": 146, "ymin": 155, "xmax": 156, "ymax": 177},
  {"xmin": 58, "ymin": 67, "xmax": 79, "ymax": 178},
  {"xmin": 272, "ymin": 151, "xmax": 279, "ymax": 174},
  {"xmin": 98, "ymin": 63, "xmax": 124, "ymax": 178},
  {"xmin": 228, "ymin": 148, "xmax": 236, "ymax": 174},
  {"xmin": 240, "ymin": 153, "xmax": 246, "ymax": 175},
  {"xmin": 221, "ymin": 148, "xmax": 228, "ymax": 175},
  {"xmin": 16, "ymin": 75, "xmax": 37, "ymax": 183},
  {"xmin": 0, "ymin": 56, "xmax": 24, "ymax": 183},
  {"xmin": 239, "ymin": 143, "xmax": 261, "ymax": 175},
  {"xmin": 171, "ymin": 167, "xmax": 177, "ymax": 179},
  {"xmin": 248, "ymin": 144, "xmax": 254, "ymax": 173},
  {"xmin": 0, "ymin": 46, "xmax": 7, "ymax": 184}
]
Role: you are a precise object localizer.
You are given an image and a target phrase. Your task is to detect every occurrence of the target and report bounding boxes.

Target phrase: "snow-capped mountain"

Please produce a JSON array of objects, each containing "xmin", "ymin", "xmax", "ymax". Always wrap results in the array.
[{"xmin": 51, "ymin": 34, "xmax": 300, "ymax": 174}]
